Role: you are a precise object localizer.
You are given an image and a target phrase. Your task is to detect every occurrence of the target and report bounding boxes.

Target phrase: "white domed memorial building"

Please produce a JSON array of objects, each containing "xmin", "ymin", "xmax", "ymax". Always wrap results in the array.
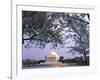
[{"xmin": 45, "ymin": 51, "xmax": 60, "ymax": 63}]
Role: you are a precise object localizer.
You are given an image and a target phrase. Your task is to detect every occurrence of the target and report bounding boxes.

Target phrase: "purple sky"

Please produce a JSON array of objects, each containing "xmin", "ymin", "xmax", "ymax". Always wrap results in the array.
[
  {"xmin": 22, "ymin": 12, "xmax": 89, "ymax": 61},
  {"xmin": 22, "ymin": 38, "xmax": 82, "ymax": 60}
]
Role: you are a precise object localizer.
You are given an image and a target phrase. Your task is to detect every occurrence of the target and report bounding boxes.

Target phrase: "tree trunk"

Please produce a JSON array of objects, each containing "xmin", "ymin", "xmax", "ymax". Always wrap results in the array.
[{"xmin": 83, "ymin": 53, "xmax": 87, "ymax": 65}]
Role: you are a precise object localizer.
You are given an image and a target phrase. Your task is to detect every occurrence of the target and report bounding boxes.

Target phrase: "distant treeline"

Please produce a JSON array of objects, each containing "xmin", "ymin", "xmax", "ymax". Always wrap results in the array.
[
  {"xmin": 22, "ymin": 59, "xmax": 45, "ymax": 67},
  {"xmin": 22, "ymin": 56, "xmax": 89, "ymax": 67},
  {"xmin": 59, "ymin": 56, "xmax": 89, "ymax": 66}
]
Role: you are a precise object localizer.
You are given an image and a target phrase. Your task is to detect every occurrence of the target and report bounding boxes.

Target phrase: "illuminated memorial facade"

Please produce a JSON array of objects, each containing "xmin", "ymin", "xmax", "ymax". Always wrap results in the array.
[{"xmin": 46, "ymin": 51, "xmax": 60, "ymax": 63}]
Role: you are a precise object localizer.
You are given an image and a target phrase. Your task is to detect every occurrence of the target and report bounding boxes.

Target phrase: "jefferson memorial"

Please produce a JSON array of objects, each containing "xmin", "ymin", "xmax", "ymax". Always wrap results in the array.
[{"xmin": 45, "ymin": 51, "xmax": 60, "ymax": 63}]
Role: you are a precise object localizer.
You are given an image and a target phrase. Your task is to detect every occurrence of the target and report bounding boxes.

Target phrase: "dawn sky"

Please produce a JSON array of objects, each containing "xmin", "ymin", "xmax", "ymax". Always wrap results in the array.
[
  {"xmin": 22, "ymin": 38, "xmax": 82, "ymax": 60},
  {"xmin": 22, "ymin": 11, "xmax": 89, "ymax": 61}
]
